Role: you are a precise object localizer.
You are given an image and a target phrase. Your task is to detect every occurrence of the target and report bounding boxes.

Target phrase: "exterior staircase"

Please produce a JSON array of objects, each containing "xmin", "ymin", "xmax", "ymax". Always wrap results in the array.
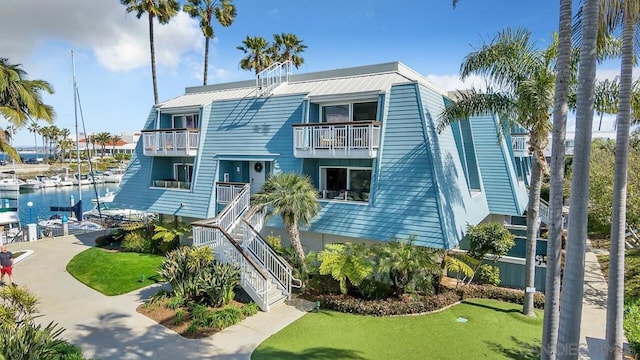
[
  {"xmin": 256, "ymin": 60, "xmax": 292, "ymax": 97},
  {"xmin": 191, "ymin": 183, "xmax": 300, "ymax": 311}
]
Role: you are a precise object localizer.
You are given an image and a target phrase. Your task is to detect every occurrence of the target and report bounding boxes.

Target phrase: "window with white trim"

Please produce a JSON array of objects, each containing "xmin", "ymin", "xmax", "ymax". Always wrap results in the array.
[
  {"xmin": 319, "ymin": 166, "xmax": 371, "ymax": 202},
  {"xmin": 321, "ymin": 101, "xmax": 377, "ymax": 123},
  {"xmin": 172, "ymin": 113, "xmax": 199, "ymax": 129}
]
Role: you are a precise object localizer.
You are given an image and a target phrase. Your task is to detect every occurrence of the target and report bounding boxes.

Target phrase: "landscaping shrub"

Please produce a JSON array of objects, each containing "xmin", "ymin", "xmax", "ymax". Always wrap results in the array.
[
  {"xmin": 307, "ymin": 274, "xmax": 341, "ymax": 295},
  {"xmin": 121, "ymin": 231, "xmax": 153, "ymax": 253},
  {"xmin": 457, "ymin": 285, "xmax": 545, "ymax": 309},
  {"xmin": 476, "ymin": 264, "xmax": 501, "ymax": 286},
  {"xmin": 52, "ymin": 342, "xmax": 87, "ymax": 360},
  {"xmin": 189, "ymin": 304, "xmax": 255, "ymax": 330},
  {"xmin": 241, "ymin": 302, "xmax": 260, "ymax": 317},
  {"xmin": 158, "ymin": 246, "xmax": 240, "ymax": 307},
  {"xmin": 316, "ymin": 291, "xmax": 460, "ymax": 316},
  {"xmin": 313, "ymin": 284, "xmax": 546, "ymax": 316},
  {"xmin": 201, "ymin": 263, "xmax": 240, "ymax": 307},
  {"xmin": 358, "ymin": 278, "xmax": 394, "ymax": 300},
  {"xmin": 624, "ymin": 302, "xmax": 640, "ymax": 356},
  {"xmin": 94, "ymin": 234, "xmax": 113, "ymax": 248}
]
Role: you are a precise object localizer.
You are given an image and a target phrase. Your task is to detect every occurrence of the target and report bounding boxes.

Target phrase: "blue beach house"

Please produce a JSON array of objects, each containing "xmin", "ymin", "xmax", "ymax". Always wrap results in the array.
[{"xmin": 114, "ymin": 62, "xmax": 534, "ymax": 310}]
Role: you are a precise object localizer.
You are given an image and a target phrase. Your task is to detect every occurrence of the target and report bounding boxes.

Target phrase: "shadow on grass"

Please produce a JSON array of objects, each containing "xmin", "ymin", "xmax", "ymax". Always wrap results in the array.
[
  {"xmin": 462, "ymin": 300, "xmax": 522, "ymax": 314},
  {"xmin": 252, "ymin": 346, "xmax": 367, "ymax": 360},
  {"xmin": 486, "ymin": 337, "xmax": 540, "ymax": 360}
]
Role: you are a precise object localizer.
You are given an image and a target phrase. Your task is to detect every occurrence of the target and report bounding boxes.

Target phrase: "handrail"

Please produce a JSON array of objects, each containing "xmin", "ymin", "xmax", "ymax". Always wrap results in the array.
[
  {"xmin": 141, "ymin": 128, "xmax": 199, "ymax": 133},
  {"xmin": 193, "ymin": 183, "xmax": 250, "ymax": 230},
  {"xmin": 192, "ymin": 224, "xmax": 270, "ymax": 311},
  {"xmin": 241, "ymin": 207, "xmax": 302, "ymax": 293},
  {"xmin": 292, "ymin": 120, "xmax": 381, "ymax": 127}
]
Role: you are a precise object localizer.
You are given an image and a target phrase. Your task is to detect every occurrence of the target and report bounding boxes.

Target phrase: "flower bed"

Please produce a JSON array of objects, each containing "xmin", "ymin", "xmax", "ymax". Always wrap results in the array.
[{"xmin": 314, "ymin": 285, "xmax": 544, "ymax": 316}]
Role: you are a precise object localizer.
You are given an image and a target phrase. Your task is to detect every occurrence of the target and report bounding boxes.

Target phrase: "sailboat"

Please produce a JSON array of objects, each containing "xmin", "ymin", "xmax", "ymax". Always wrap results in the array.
[{"xmin": 41, "ymin": 51, "xmax": 104, "ymax": 233}]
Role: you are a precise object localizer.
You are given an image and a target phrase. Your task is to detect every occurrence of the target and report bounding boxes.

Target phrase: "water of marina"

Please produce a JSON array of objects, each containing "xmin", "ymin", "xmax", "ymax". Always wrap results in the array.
[{"xmin": 1, "ymin": 184, "xmax": 116, "ymax": 225}]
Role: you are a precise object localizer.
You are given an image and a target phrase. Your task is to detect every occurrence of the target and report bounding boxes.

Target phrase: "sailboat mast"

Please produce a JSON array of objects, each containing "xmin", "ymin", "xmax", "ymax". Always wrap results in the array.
[{"xmin": 71, "ymin": 50, "xmax": 81, "ymax": 202}]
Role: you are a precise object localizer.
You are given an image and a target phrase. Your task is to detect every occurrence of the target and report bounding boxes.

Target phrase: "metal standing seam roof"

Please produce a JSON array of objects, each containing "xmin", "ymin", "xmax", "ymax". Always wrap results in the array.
[
  {"xmin": 156, "ymin": 87, "xmax": 256, "ymax": 109},
  {"xmin": 156, "ymin": 62, "xmax": 449, "ymax": 110}
]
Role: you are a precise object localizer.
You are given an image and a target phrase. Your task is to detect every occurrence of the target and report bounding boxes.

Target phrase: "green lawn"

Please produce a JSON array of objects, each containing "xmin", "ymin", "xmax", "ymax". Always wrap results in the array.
[
  {"xmin": 252, "ymin": 299, "xmax": 543, "ymax": 360},
  {"xmin": 66, "ymin": 247, "xmax": 163, "ymax": 296}
]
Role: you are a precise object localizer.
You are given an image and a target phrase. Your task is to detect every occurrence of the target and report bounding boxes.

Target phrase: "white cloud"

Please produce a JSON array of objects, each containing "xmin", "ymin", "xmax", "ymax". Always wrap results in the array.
[
  {"xmin": 425, "ymin": 73, "xmax": 488, "ymax": 92},
  {"xmin": 0, "ymin": 0, "xmax": 201, "ymax": 72}
]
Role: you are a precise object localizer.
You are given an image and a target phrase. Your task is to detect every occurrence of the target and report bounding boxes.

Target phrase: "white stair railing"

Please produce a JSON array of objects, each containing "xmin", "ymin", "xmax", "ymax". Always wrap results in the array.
[
  {"xmin": 192, "ymin": 225, "xmax": 271, "ymax": 311},
  {"xmin": 256, "ymin": 61, "xmax": 292, "ymax": 97},
  {"xmin": 538, "ymin": 198, "xmax": 550, "ymax": 225},
  {"xmin": 241, "ymin": 207, "xmax": 300, "ymax": 298},
  {"xmin": 199, "ymin": 183, "xmax": 250, "ymax": 231}
]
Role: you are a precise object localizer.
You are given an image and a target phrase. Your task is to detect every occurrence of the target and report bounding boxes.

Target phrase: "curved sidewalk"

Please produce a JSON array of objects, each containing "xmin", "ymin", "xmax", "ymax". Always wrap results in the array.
[{"xmin": 6, "ymin": 234, "xmax": 311, "ymax": 360}]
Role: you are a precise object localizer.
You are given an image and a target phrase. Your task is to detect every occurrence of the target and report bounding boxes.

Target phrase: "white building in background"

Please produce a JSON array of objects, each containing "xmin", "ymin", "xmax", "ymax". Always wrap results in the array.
[{"xmin": 74, "ymin": 132, "xmax": 140, "ymax": 156}]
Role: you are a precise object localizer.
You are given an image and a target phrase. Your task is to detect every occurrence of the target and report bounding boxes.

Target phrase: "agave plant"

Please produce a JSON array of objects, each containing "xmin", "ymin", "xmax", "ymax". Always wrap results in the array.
[
  {"xmin": 158, "ymin": 246, "xmax": 215, "ymax": 301},
  {"xmin": 200, "ymin": 262, "xmax": 240, "ymax": 307}
]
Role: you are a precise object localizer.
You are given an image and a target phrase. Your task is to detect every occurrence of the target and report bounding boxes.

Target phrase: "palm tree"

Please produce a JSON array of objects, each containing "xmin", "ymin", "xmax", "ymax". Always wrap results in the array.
[
  {"xmin": 27, "ymin": 121, "xmax": 40, "ymax": 161},
  {"xmin": 46, "ymin": 126, "xmax": 60, "ymax": 160},
  {"xmin": 439, "ymin": 28, "xmax": 556, "ymax": 317},
  {"xmin": 602, "ymin": 1, "xmax": 640, "ymax": 358},
  {"xmin": 110, "ymin": 134, "xmax": 122, "ymax": 157},
  {"xmin": 541, "ymin": 0, "xmax": 573, "ymax": 357},
  {"xmin": 556, "ymin": 0, "xmax": 600, "ymax": 356},
  {"xmin": 121, "ymin": 0, "xmax": 180, "ymax": 104},
  {"xmin": 270, "ymin": 33, "xmax": 307, "ymax": 69},
  {"xmin": 183, "ymin": 0, "xmax": 236, "ymax": 85},
  {"xmin": 251, "ymin": 172, "xmax": 320, "ymax": 266},
  {"xmin": 94, "ymin": 132, "xmax": 112, "ymax": 158},
  {"xmin": 373, "ymin": 236, "xmax": 441, "ymax": 296},
  {"xmin": 0, "ymin": 58, "xmax": 55, "ymax": 128},
  {"xmin": 0, "ymin": 58, "xmax": 55, "ymax": 161},
  {"xmin": 57, "ymin": 139, "xmax": 74, "ymax": 163},
  {"xmin": 237, "ymin": 36, "xmax": 272, "ymax": 74}
]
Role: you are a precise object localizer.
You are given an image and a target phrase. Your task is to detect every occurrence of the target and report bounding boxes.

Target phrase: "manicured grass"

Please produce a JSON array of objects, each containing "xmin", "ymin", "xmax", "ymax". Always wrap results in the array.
[
  {"xmin": 67, "ymin": 247, "xmax": 163, "ymax": 296},
  {"xmin": 598, "ymin": 247, "xmax": 640, "ymax": 301},
  {"xmin": 253, "ymin": 299, "xmax": 543, "ymax": 360}
]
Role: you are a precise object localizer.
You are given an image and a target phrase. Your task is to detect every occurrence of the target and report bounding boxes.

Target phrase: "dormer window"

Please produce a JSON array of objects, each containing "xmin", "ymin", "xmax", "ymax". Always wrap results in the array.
[
  {"xmin": 321, "ymin": 101, "xmax": 377, "ymax": 123},
  {"xmin": 172, "ymin": 113, "xmax": 199, "ymax": 129}
]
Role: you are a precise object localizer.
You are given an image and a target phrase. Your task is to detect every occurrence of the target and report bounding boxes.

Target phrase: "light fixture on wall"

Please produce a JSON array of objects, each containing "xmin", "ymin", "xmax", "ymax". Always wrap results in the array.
[{"xmin": 236, "ymin": 166, "xmax": 241, "ymax": 175}]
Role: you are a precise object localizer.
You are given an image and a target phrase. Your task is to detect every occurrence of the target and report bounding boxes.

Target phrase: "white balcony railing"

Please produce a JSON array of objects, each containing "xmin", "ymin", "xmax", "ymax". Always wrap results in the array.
[
  {"xmin": 511, "ymin": 134, "xmax": 530, "ymax": 157},
  {"xmin": 151, "ymin": 179, "xmax": 191, "ymax": 190},
  {"xmin": 142, "ymin": 129, "xmax": 199, "ymax": 157},
  {"xmin": 293, "ymin": 121, "xmax": 381, "ymax": 158}
]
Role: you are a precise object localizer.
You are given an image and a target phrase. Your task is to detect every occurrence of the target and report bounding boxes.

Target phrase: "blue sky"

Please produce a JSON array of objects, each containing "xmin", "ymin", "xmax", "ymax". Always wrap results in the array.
[{"xmin": 0, "ymin": 0, "xmax": 631, "ymax": 146}]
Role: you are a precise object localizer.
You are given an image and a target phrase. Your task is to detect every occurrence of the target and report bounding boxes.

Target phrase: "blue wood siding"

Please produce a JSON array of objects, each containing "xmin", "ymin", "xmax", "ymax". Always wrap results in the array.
[
  {"xmin": 469, "ymin": 114, "xmax": 525, "ymax": 216},
  {"xmin": 418, "ymin": 85, "xmax": 489, "ymax": 248},
  {"xmin": 117, "ymin": 95, "xmax": 305, "ymax": 219},
  {"xmin": 304, "ymin": 84, "xmax": 446, "ymax": 248}
]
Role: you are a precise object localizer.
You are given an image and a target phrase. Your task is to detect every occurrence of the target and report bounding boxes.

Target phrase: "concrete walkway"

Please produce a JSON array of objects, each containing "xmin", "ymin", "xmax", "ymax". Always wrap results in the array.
[
  {"xmin": 6, "ymin": 234, "xmax": 312, "ymax": 360},
  {"xmin": 579, "ymin": 241, "xmax": 630, "ymax": 359}
]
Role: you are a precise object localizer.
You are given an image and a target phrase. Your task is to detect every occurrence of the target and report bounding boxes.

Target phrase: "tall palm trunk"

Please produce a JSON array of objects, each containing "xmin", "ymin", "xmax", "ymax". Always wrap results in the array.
[
  {"xmin": 285, "ymin": 218, "xmax": 306, "ymax": 270},
  {"xmin": 203, "ymin": 36, "xmax": 210, "ymax": 86},
  {"xmin": 524, "ymin": 148, "xmax": 543, "ymax": 316},
  {"xmin": 557, "ymin": 0, "xmax": 599, "ymax": 357},
  {"xmin": 148, "ymin": 12, "xmax": 159, "ymax": 104},
  {"xmin": 33, "ymin": 131, "xmax": 38, "ymax": 160},
  {"xmin": 541, "ymin": 0, "xmax": 572, "ymax": 357},
  {"xmin": 605, "ymin": 6, "xmax": 634, "ymax": 359}
]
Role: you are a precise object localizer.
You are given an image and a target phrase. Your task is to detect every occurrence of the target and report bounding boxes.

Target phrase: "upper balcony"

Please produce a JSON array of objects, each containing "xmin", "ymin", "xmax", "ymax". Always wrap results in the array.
[
  {"xmin": 293, "ymin": 121, "xmax": 381, "ymax": 159},
  {"xmin": 142, "ymin": 129, "xmax": 199, "ymax": 157},
  {"xmin": 511, "ymin": 134, "xmax": 530, "ymax": 157}
]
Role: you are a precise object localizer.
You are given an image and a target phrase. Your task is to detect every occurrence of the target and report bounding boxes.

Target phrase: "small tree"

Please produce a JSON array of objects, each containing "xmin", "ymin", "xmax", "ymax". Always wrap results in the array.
[
  {"xmin": 372, "ymin": 235, "xmax": 441, "ymax": 296},
  {"xmin": 465, "ymin": 222, "xmax": 515, "ymax": 284}
]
